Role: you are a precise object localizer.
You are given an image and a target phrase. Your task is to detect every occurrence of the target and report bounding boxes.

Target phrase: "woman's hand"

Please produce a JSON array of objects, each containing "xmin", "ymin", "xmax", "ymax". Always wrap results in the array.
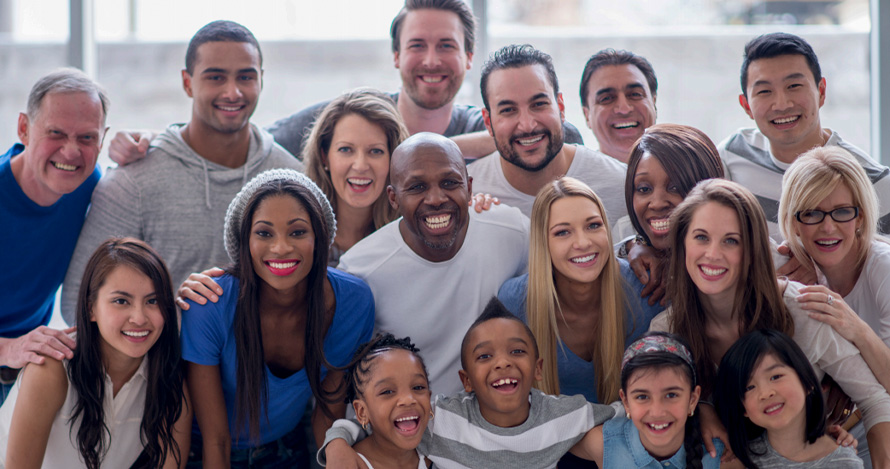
[
  {"xmin": 828, "ymin": 424, "xmax": 858, "ymax": 449},
  {"xmin": 470, "ymin": 193, "xmax": 499, "ymax": 213},
  {"xmin": 176, "ymin": 267, "xmax": 225, "ymax": 310},
  {"xmin": 628, "ymin": 242, "xmax": 667, "ymax": 306},
  {"xmin": 775, "ymin": 243, "xmax": 818, "ymax": 285},
  {"xmin": 698, "ymin": 403, "xmax": 736, "ymax": 463},
  {"xmin": 797, "ymin": 285, "xmax": 869, "ymax": 345}
]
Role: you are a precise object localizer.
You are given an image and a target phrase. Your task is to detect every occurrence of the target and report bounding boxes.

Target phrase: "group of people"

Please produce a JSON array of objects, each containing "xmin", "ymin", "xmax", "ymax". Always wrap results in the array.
[{"xmin": 2, "ymin": 0, "xmax": 890, "ymax": 467}]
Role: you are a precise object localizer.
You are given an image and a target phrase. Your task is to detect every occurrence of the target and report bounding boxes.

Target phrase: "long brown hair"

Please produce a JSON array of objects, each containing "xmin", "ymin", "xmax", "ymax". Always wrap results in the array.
[
  {"xmin": 303, "ymin": 88, "xmax": 407, "ymax": 233},
  {"xmin": 667, "ymin": 179, "xmax": 793, "ymax": 393},
  {"xmin": 528, "ymin": 177, "xmax": 626, "ymax": 402},
  {"xmin": 71, "ymin": 238, "xmax": 184, "ymax": 469}
]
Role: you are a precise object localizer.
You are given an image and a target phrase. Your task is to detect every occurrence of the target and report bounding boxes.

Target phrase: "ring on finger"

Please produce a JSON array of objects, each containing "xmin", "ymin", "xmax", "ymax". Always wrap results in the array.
[{"xmin": 827, "ymin": 294, "xmax": 835, "ymax": 306}]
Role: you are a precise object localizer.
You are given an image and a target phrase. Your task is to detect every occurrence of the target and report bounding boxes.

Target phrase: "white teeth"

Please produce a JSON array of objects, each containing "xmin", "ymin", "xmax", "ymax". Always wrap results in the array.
[
  {"xmin": 772, "ymin": 116, "xmax": 798, "ymax": 124},
  {"xmin": 347, "ymin": 178, "xmax": 372, "ymax": 186},
  {"xmin": 571, "ymin": 254, "xmax": 597, "ymax": 264},
  {"xmin": 649, "ymin": 218, "xmax": 669, "ymax": 232},
  {"xmin": 421, "ymin": 76, "xmax": 444, "ymax": 83},
  {"xmin": 612, "ymin": 121, "xmax": 639, "ymax": 129},
  {"xmin": 516, "ymin": 135, "xmax": 544, "ymax": 146},
  {"xmin": 491, "ymin": 378, "xmax": 518, "ymax": 387},
  {"xmin": 701, "ymin": 266, "xmax": 727, "ymax": 276},
  {"xmin": 648, "ymin": 422, "xmax": 670, "ymax": 430},
  {"xmin": 269, "ymin": 261, "xmax": 297, "ymax": 269},
  {"xmin": 52, "ymin": 162, "xmax": 77, "ymax": 171},
  {"xmin": 816, "ymin": 239, "xmax": 840, "ymax": 246},
  {"xmin": 395, "ymin": 416, "xmax": 418, "ymax": 422},
  {"xmin": 764, "ymin": 403, "xmax": 783, "ymax": 413},
  {"xmin": 424, "ymin": 214, "xmax": 451, "ymax": 230},
  {"xmin": 217, "ymin": 105, "xmax": 242, "ymax": 112},
  {"xmin": 122, "ymin": 330, "xmax": 150, "ymax": 337}
]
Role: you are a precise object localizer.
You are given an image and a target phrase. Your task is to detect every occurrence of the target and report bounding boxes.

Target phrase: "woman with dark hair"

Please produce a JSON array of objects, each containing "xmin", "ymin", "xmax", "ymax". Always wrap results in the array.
[
  {"xmin": 181, "ymin": 169, "xmax": 374, "ymax": 467},
  {"xmin": 303, "ymin": 88, "xmax": 409, "ymax": 266},
  {"xmin": 618, "ymin": 123, "xmax": 724, "ymax": 303},
  {"xmin": 650, "ymin": 178, "xmax": 890, "ymax": 467},
  {"xmin": 0, "ymin": 237, "xmax": 190, "ymax": 468}
]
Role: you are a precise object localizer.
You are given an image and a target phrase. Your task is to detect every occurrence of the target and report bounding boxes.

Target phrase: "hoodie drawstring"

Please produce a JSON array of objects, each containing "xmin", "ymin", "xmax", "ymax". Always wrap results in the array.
[{"xmin": 202, "ymin": 158, "xmax": 211, "ymax": 209}]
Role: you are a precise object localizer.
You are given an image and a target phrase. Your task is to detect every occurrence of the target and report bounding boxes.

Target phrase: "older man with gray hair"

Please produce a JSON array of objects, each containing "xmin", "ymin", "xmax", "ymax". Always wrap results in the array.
[{"xmin": 0, "ymin": 68, "xmax": 109, "ymax": 400}]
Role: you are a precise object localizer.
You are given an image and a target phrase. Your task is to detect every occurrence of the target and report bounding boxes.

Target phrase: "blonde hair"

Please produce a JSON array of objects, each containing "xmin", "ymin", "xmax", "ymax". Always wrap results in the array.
[
  {"xmin": 527, "ymin": 177, "xmax": 626, "ymax": 402},
  {"xmin": 303, "ymin": 88, "xmax": 408, "ymax": 232},
  {"xmin": 779, "ymin": 146, "xmax": 878, "ymax": 269}
]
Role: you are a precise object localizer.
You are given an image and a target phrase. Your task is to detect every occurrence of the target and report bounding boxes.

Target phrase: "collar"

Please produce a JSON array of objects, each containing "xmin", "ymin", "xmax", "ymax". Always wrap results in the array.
[{"xmin": 622, "ymin": 417, "xmax": 687, "ymax": 468}]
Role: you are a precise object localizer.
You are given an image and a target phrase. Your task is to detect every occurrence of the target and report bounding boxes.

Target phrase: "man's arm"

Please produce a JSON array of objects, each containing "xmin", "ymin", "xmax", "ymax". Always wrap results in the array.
[
  {"xmin": 108, "ymin": 130, "xmax": 156, "ymax": 166},
  {"xmin": 61, "ymin": 169, "xmax": 143, "ymax": 325},
  {"xmin": 451, "ymin": 131, "xmax": 495, "ymax": 159},
  {"xmin": 266, "ymin": 100, "xmax": 332, "ymax": 159}
]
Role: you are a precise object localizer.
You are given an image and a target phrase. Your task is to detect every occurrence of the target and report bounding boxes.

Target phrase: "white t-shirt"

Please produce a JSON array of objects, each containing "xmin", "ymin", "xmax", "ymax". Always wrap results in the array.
[
  {"xmin": 0, "ymin": 359, "xmax": 148, "ymax": 468},
  {"xmin": 467, "ymin": 145, "xmax": 628, "ymax": 226},
  {"xmin": 845, "ymin": 240, "xmax": 890, "ymax": 346},
  {"xmin": 718, "ymin": 128, "xmax": 890, "ymax": 241},
  {"xmin": 338, "ymin": 205, "xmax": 529, "ymax": 396}
]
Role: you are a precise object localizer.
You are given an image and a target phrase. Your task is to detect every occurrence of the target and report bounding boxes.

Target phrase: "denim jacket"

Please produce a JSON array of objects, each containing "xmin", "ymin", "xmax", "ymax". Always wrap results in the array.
[{"xmin": 603, "ymin": 417, "xmax": 722, "ymax": 468}]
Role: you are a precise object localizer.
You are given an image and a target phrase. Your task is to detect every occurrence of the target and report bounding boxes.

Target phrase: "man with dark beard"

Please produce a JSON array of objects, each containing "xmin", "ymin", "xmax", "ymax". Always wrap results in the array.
[
  {"xmin": 337, "ymin": 132, "xmax": 529, "ymax": 396},
  {"xmin": 468, "ymin": 44, "xmax": 628, "ymax": 224}
]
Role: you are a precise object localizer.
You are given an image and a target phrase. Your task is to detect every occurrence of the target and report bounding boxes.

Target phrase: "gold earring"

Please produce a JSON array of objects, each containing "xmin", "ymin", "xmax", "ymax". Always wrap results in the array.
[
  {"xmin": 361, "ymin": 420, "xmax": 369, "ymax": 431},
  {"xmin": 429, "ymin": 410, "xmax": 435, "ymax": 420}
]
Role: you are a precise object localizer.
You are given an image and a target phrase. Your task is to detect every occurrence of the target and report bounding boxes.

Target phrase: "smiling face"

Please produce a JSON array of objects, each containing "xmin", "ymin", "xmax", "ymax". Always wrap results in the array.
[
  {"xmin": 633, "ymin": 154, "xmax": 684, "ymax": 251},
  {"xmin": 353, "ymin": 349, "xmax": 432, "ymax": 453},
  {"xmin": 183, "ymin": 41, "xmax": 262, "ymax": 136},
  {"xmin": 794, "ymin": 183, "xmax": 862, "ymax": 277},
  {"xmin": 327, "ymin": 114, "xmax": 391, "ymax": 211},
  {"xmin": 459, "ymin": 318, "xmax": 543, "ymax": 427},
  {"xmin": 684, "ymin": 202, "xmax": 743, "ymax": 305},
  {"xmin": 16, "ymin": 91, "xmax": 106, "ymax": 206},
  {"xmin": 548, "ymin": 196, "xmax": 610, "ymax": 286},
  {"xmin": 482, "ymin": 64, "xmax": 565, "ymax": 172},
  {"xmin": 620, "ymin": 366, "xmax": 699, "ymax": 460},
  {"xmin": 583, "ymin": 64, "xmax": 657, "ymax": 162},
  {"xmin": 740, "ymin": 54, "xmax": 826, "ymax": 162},
  {"xmin": 394, "ymin": 9, "xmax": 472, "ymax": 111},
  {"xmin": 91, "ymin": 265, "xmax": 165, "ymax": 363},
  {"xmin": 388, "ymin": 139, "xmax": 472, "ymax": 262},
  {"xmin": 248, "ymin": 194, "xmax": 315, "ymax": 294},
  {"xmin": 742, "ymin": 353, "xmax": 808, "ymax": 435}
]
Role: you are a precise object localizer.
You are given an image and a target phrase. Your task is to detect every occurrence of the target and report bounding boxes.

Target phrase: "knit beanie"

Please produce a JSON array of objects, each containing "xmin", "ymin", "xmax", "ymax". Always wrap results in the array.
[{"xmin": 224, "ymin": 168, "xmax": 337, "ymax": 262}]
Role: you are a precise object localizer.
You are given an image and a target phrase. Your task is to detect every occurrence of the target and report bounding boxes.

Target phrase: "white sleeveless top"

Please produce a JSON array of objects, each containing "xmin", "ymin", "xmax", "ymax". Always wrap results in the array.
[
  {"xmin": 357, "ymin": 449, "xmax": 428, "ymax": 469},
  {"xmin": 0, "ymin": 359, "xmax": 148, "ymax": 468}
]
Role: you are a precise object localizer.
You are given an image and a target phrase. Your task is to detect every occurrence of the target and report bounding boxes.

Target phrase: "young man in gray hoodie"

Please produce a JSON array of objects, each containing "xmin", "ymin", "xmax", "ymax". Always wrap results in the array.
[{"xmin": 60, "ymin": 20, "xmax": 302, "ymax": 323}]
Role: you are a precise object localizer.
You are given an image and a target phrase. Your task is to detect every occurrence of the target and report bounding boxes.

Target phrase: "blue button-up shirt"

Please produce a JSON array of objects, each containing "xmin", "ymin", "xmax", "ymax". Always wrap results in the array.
[{"xmin": 603, "ymin": 416, "xmax": 723, "ymax": 468}]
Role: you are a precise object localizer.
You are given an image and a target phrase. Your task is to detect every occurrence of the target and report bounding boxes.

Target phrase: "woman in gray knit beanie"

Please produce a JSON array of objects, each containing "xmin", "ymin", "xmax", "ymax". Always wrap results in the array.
[{"xmin": 180, "ymin": 169, "xmax": 375, "ymax": 466}]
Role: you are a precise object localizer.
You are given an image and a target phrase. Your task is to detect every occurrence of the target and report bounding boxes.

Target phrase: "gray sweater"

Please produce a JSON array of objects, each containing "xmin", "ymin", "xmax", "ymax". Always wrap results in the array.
[{"xmin": 60, "ymin": 124, "xmax": 303, "ymax": 324}]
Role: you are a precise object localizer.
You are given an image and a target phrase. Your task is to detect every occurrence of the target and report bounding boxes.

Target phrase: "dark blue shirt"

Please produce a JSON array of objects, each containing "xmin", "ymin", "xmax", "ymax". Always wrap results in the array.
[{"xmin": 0, "ymin": 143, "xmax": 100, "ymax": 336}]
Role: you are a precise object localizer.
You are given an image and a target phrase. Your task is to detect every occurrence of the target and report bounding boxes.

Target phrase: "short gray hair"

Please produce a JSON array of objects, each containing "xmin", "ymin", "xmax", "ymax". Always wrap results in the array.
[{"xmin": 27, "ymin": 68, "xmax": 110, "ymax": 124}]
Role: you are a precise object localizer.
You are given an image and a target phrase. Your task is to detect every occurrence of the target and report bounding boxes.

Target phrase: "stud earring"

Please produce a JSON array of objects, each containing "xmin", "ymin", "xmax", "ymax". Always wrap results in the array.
[
  {"xmin": 429, "ymin": 410, "xmax": 435, "ymax": 420},
  {"xmin": 689, "ymin": 409, "xmax": 695, "ymax": 417},
  {"xmin": 323, "ymin": 165, "xmax": 329, "ymax": 171}
]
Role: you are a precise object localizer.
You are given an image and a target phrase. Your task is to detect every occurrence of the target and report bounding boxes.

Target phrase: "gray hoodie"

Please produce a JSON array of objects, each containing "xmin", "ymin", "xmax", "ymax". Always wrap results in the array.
[{"xmin": 60, "ymin": 123, "xmax": 303, "ymax": 324}]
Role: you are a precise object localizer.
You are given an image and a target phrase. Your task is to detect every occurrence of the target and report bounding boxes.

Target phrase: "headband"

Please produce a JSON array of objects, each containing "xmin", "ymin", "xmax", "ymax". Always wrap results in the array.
[{"xmin": 621, "ymin": 333, "xmax": 696, "ymax": 381}]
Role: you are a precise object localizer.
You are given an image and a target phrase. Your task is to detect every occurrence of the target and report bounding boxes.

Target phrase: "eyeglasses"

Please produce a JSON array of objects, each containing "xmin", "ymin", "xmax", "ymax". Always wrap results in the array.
[{"xmin": 795, "ymin": 206, "xmax": 859, "ymax": 225}]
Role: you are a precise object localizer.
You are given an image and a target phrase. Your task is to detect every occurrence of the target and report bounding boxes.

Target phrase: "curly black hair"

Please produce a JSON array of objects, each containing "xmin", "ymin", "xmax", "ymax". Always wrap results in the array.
[{"xmin": 344, "ymin": 333, "xmax": 429, "ymax": 404}]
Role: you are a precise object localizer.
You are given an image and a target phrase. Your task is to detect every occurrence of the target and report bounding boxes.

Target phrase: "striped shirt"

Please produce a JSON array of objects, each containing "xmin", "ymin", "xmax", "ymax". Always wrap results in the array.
[{"xmin": 718, "ymin": 128, "xmax": 890, "ymax": 241}]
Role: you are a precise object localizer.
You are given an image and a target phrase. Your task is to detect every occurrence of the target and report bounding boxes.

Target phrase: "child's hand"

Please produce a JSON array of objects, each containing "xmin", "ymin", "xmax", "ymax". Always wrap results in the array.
[
  {"xmin": 325, "ymin": 439, "xmax": 366, "ymax": 469},
  {"xmin": 828, "ymin": 424, "xmax": 859, "ymax": 449}
]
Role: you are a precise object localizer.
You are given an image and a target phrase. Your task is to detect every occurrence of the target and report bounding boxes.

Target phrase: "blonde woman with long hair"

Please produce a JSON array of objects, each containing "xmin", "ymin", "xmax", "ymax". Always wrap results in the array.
[{"xmin": 498, "ymin": 177, "xmax": 662, "ymax": 405}]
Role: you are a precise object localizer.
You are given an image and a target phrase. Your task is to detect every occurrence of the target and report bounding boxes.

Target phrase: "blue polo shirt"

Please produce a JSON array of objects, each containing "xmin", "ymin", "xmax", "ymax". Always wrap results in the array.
[{"xmin": 0, "ymin": 144, "xmax": 100, "ymax": 336}]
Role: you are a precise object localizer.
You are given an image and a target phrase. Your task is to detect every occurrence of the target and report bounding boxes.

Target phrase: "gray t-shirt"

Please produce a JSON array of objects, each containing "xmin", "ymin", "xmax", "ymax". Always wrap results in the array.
[
  {"xmin": 266, "ymin": 91, "xmax": 584, "ymax": 159},
  {"xmin": 749, "ymin": 435, "xmax": 863, "ymax": 468}
]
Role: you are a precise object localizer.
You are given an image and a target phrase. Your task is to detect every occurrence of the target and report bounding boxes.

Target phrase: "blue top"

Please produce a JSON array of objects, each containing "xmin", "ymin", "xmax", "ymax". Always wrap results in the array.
[
  {"xmin": 603, "ymin": 417, "xmax": 722, "ymax": 468},
  {"xmin": 0, "ymin": 143, "xmax": 100, "ymax": 337},
  {"xmin": 498, "ymin": 258, "xmax": 663, "ymax": 402},
  {"xmin": 181, "ymin": 267, "xmax": 375, "ymax": 448}
]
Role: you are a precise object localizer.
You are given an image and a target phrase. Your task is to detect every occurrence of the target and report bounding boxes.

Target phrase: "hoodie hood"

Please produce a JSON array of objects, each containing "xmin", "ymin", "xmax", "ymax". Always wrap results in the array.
[{"xmin": 150, "ymin": 123, "xmax": 283, "ymax": 209}]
